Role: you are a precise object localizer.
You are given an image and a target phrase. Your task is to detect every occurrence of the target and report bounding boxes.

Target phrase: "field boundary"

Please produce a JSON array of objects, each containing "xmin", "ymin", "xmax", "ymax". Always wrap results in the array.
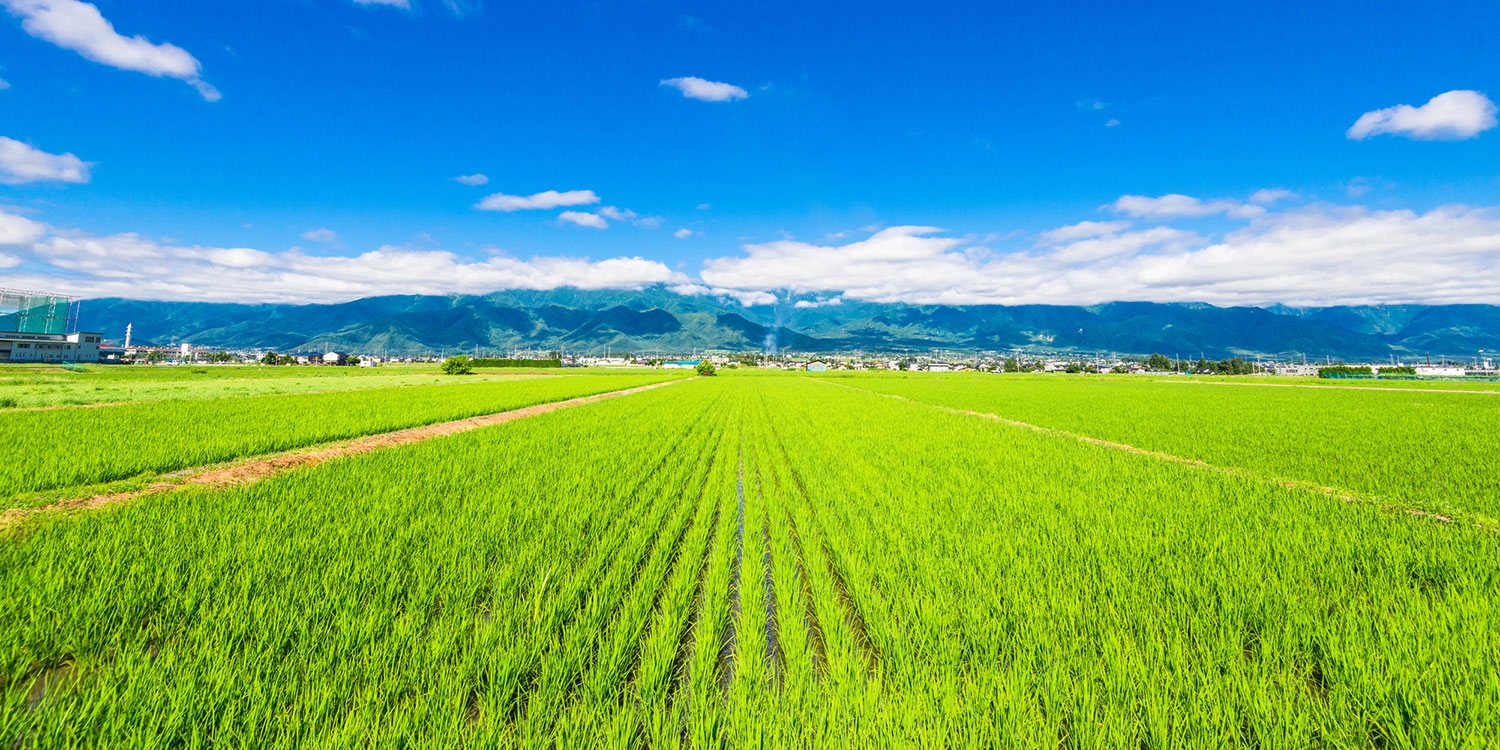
[
  {"xmin": 1, "ymin": 371, "xmax": 568, "ymax": 413},
  {"xmin": 0, "ymin": 378, "xmax": 684, "ymax": 532},
  {"xmin": 816, "ymin": 379, "xmax": 1475, "ymax": 528},
  {"xmin": 1158, "ymin": 380, "xmax": 1500, "ymax": 396}
]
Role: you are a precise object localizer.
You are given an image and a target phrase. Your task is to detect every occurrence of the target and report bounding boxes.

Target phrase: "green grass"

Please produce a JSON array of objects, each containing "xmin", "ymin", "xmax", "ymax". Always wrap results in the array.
[
  {"xmin": 821, "ymin": 371, "xmax": 1500, "ymax": 521},
  {"xmin": 0, "ymin": 372, "xmax": 680, "ymax": 502},
  {"xmin": 1, "ymin": 373, "xmax": 1496, "ymax": 747},
  {"xmin": 0, "ymin": 363, "xmax": 585, "ymax": 408}
]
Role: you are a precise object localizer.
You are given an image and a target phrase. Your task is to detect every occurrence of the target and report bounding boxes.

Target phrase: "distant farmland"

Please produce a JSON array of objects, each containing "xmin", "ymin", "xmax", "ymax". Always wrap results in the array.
[{"xmin": 2, "ymin": 367, "xmax": 1497, "ymax": 747}]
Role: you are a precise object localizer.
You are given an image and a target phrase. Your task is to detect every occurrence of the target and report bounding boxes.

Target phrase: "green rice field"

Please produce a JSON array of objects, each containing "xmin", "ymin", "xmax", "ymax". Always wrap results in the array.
[{"xmin": 2, "ymin": 368, "xmax": 1496, "ymax": 748}]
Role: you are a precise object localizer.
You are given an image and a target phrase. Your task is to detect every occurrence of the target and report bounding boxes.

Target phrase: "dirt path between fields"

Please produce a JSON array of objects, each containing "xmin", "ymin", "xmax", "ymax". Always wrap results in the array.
[
  {"xmin": 816, "ymin": 379, "xmax": 1466, "ymax": 527},
  {"xmin": 0, "ymin": 379, "xmax": 682, "ymax": 531}
]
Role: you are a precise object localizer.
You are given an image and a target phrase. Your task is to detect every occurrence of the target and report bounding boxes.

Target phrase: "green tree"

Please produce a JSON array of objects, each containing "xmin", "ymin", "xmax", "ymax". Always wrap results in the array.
[
  {"xmin": 695, "ymin": 361, "xmax": 717, "ymax": 377},
  {"xmin": 1003, "ymin": 357, "xmax": 1020, "ymax": 373},
  {"xmin": 260, "ymin": 351, "xmax": 279, "ymax": 366},
  {"xmin": 1147, "ymin": 353, "xmax": 1171, "ymax": 371},
  {"xmin": 442, "ymin": 355, "xmax": 474, "ymax": 375}
]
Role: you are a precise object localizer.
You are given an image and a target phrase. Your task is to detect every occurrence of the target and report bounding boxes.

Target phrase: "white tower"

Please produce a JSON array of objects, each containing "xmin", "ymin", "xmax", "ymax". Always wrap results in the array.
[{"xmin": 124, "ymin": 323, "xmax": 132, "ymax": 349}]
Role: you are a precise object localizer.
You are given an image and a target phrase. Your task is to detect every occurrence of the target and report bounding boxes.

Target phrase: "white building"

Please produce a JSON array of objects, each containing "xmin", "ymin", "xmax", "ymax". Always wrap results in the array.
[
  {"xmin": 1415, "ymin": 365, "xmax": 1466, "ymax": 377},
  {"xmin": 0, "ymin": 330, "xmax": 103, "ymax": 364}
]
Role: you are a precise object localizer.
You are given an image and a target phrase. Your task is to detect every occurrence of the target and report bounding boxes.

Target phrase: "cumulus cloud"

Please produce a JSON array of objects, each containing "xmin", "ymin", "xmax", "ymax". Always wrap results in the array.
[
  {"xmin": 1038, "ymin": 220, "xmax": 1131, "ymax": 244},
  {"xmin": 0, "ymin": 77, "xmax": 9, "ymax": 90},
  {"xmin": 793, "ymin": 297, "xmax": 842, "ymax": 309},
  {"xmin": 1249, "ymin": 188, "xmax": 1296, "ymax": 204},
  {"xmin": 2, "ymin": 210, "xmax": 684, "ymax": 303},
  {"xmin": 558, "ymin": 211, "xmax": 608, "ymax": 229},
  {"xmin": 660, "ymin": 76, "xmax": 748, "ymax": 102},
  {"xmin": 1110, "ymin": 193, "xmax": 1263, "ymax": 220},
  {"xmin": 13, "ymin": 196, "xmax": 1500, "ymax": 309},
  {"xmin": 354, "ymin": 0, "xmax": 410, "ymax": 8},
  {"xmin": 1105, "ymin": 118, "xmax": 1121, "ymax": 128},
  {"xmin": 674, "ymin": 228, "xmax": 697, "ymax": 239},
  {"xmin": 670, "ymin": 283, "xmax": 777, "ymax": 307},
  {"xmin": 695, "ymin": 206, "xmax": 1500, "ymax": 307},
  {"xmin": 0, "ymin": 136, "xmax": 91, "ymax": 185},
  {"xmin": 475, "ymin": 189, "xmax": 599, "ymax": 212},
  {"xmin": 2, "ymin": 0, "xmax": 219, "ymax": 100},
  {"xmin": 1348, "ymin": 90, "xmax": 1497, "ymax": 141},
  {"xmin": 597, "ymin": 206, "xmax": 637, "ymax": 222},
  {"xmin": 453, "ymin": 173, "xmax": 488, "ymax": 186},
  {"xmin": 0, "ymin": 209, "xmax": 46, "ymax": 245},
  {"xmin": 634, "ymin": 216, "xmax": 663, "ymax": 229},
  {"xmin": 301, "ymin": 227, "xmax": 339, "ymax": 244}
]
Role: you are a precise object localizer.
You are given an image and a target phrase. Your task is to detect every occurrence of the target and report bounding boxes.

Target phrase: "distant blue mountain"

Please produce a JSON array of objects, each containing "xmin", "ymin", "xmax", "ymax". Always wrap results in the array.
[{"xmin": 77, "ymin": 288, "xmax": 1500, "ymax": 360}]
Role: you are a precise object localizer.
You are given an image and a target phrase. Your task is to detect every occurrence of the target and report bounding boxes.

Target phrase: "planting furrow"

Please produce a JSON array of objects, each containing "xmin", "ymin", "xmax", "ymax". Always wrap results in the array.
[
  {"xmin": 715, "ymin": 439, "xmax": 747, "ymax": 695},
  {"xmin": 481, "ymin": 401, "xmax": 721, "ymax": 730}
]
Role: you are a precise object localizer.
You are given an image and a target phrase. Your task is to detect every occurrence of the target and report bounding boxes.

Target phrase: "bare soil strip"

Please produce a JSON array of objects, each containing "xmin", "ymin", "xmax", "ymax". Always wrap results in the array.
[
  {"xmin": 0, "ymin": 379, "xmax": 681, "ymax": 531},
  {"xmin": 818, "ymin": 379, "xmax": 1465, "ymax": 527}
]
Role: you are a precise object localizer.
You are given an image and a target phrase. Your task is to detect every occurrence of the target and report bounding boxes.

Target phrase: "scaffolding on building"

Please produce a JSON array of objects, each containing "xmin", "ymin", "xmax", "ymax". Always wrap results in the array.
[{"xmin": 0, "ymin": 288, "xmax": 81, "ymax": 335}]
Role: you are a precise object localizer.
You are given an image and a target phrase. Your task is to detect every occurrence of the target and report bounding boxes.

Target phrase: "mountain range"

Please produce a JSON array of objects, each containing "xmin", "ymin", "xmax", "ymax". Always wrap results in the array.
[{"xmin": 71, "ymin": 288, "xmax": 1500, "ymax": 361}]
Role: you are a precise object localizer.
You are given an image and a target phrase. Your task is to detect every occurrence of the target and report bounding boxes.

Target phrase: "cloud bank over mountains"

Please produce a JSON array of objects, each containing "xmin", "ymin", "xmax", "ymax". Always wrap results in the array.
[{"xmin": 6, "ymin": 192, "xmax": 1500, "ymax": 308}]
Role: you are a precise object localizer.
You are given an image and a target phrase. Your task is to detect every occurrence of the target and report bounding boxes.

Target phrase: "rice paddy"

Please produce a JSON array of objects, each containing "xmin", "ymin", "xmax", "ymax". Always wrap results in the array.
[{"xmin": 1, "ymin": 368, "xmax": 1495, "ymax": 748}]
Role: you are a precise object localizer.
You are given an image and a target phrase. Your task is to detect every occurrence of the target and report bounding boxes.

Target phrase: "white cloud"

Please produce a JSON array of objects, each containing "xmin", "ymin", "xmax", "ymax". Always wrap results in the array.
[
  {"xmin": 0, "ymin": 136, "xmax": 91, "ymax": 185},
  {"xmin": 670, "ymin": 283, "xmax": 777, "ymax": 307},
  {"xmin": 12, "ymin": 197, "xmax": 1500, "ymax": 309},
  {"xmin": 660, "ymin": 76, "xmax": 748, "ymax": 102},
  {"xmin": 301, "ymin": 227, "xmax": 339, "ymax": 244},
  {"xmin": 634, "ymin": 216, "xmax": 663, "ymax": 229},
  {"xmin": 475, "ymin": 189, "xmax": 599, "ymax": 212},
  {"xmin": 1105, "ymin": 118, "xmax": 1121, "ymax": 128},
  {"xmin": 674, "ymin": 228, "xmax": 697, "ymax": 239},
  {"xmin": 1249, "ymin": 188, "xmax": 1296, "ymax": 204},
  {"xmin": 0, "ymin": 77, "xmax": 9, "ymax": 90},
  {"xmin": 1110, "ymin": 193, "xmax": 1264, "ymax": 220},
  {"xmin": 3, "ymin": 213, "xmax": 685, "ymax": 304},
  {"xmin": 694, "ymin": 206, "xmax": 1500, "ymax": 307},
  {"xmin": 1038, "ymin": 220, "xmax": 1131, "ymax": 244},
  {"xmin": 793, "ymin": 297, "xmax": 842, "ymax": 309},
  {"xmin": 696, "ymin": 203, "xmax": 712, "ymax": 210},
  {"xmin": 558, "ymin": 211, "xmax": 608, "ymax": 229},
  {"xmin": 1348, "ymin": 90, "xmax": 1497, "ymax": 141},
  {"xmin": 354, "ymin": 0, "xmax": 410, "ymax": 8},
  {"xmin": 0, "ymin": 208, "xmax": 46, "ymax": 245},
  {"xmin": 598, "ymin": 206, "xmax": 636, "ymax": 222},
  {"xmin": 453, "ymin": 173, "xmax": 488, "ymax": 186},
  {"xmin": 1, "ymin": 0, "xmax": 219, "ymax": 101}
]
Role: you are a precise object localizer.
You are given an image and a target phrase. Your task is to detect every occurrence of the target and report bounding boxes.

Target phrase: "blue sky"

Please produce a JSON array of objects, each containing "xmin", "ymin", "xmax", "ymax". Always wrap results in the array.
[{"xmin": 2, "ymin": 0, "xmax": 1498, "ymax": 307}]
